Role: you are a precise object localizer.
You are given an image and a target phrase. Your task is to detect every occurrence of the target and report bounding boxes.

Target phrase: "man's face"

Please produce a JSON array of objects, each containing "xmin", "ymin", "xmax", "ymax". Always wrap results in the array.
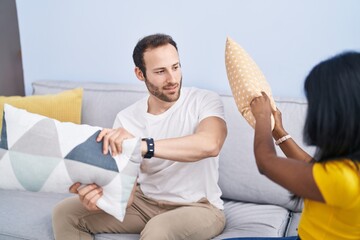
[{"xmin": 142, "ymin": 44, "xmax": 182, "ymax": 103}]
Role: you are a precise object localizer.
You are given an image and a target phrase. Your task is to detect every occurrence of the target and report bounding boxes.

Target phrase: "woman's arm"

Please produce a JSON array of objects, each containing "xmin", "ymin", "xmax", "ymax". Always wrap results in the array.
[
  {"xmin": 250, "ymin": 92, "xmax": 324, "ymax": 202},
  {"xmin": 271, "ymin": 109, "xmax": 313, "ymax": 163}
]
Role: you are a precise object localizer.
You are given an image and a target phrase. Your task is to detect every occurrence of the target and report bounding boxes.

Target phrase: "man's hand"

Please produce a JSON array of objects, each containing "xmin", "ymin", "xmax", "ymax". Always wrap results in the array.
[
  {"xmin": 69, "ymin": 182, "xmax": 102, "ymax": 211},
  {"xmin": 97, "ymin": 128, "xmax": 134, "ymax": 156}
]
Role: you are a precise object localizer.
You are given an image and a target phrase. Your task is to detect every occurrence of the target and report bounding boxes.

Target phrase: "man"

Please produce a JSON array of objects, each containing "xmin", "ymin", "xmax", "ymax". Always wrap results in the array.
[{"xmin": 53, "ymin": 33, "xmax": 227, "ymax": 240}]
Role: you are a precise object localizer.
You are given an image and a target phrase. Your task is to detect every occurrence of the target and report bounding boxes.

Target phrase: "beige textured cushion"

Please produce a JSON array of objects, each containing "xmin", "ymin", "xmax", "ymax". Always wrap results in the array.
[{"xmin": 225, "ymin": 37, "xmax": 276, "ymax": 129}]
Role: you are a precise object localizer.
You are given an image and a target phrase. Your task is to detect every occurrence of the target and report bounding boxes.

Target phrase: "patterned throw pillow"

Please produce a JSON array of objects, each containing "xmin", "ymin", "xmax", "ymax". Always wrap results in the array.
[
  {"xmin": 0, "ymin": 104, "xmax": 142, "ymax": 221},
  {"xmin": 225, "ymin": 37, "xmax": 276, "ymax": 129}
]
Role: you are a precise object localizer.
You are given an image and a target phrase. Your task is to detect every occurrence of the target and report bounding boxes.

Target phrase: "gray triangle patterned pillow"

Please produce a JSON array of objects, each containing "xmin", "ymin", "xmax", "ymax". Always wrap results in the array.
[{"xmin": 0, "ymin": 104, "xmax": 142, "ymax": 221}]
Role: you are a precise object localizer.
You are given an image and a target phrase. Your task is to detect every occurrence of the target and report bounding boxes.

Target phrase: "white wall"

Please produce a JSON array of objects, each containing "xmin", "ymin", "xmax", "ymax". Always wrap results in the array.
[{"xmin": 16, "ymin": 0, "xmax": 360, "ymax": 98}]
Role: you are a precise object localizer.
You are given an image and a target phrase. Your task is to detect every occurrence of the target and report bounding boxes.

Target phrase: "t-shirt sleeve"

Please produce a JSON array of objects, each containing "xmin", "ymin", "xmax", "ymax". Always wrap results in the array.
[
  {"xmin": 313, "ymin": 160, "xmax": 360, "ymax": 208},
  {"xmin": 198, "ymin": 90, "xmax": 226, "ymax": 122},
  {"xmin": 112, "ymin": 113, "xmax": 124, "ymax": 128}
]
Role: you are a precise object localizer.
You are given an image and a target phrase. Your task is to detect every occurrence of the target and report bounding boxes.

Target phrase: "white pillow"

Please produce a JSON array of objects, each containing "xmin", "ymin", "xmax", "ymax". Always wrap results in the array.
[
  {"xmin": 0, "ymin": 104, "xmax": 142, "ymax": 221},
  {"xmin": 225, "ymin": 37, "xmax": 276, "ymax": 130}
]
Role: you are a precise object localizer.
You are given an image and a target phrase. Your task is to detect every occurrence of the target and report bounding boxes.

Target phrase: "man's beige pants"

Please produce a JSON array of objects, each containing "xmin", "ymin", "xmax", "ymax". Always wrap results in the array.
[{"xmin": 52, "ymin": 186, "xmax": 225, "ymax": 240}]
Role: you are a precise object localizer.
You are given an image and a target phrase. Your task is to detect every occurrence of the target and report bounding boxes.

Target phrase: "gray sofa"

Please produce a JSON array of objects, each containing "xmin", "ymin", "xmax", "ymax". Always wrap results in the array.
[{"xmin": 0, "ymin": 80, "xmax": 314, "ymax": 240}]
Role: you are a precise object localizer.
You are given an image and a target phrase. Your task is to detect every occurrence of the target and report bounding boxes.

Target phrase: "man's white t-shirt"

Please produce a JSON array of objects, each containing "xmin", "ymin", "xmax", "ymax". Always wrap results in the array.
[{"xmin": 113, "ymin": 87, "xmax": 225, "ymax": 210}]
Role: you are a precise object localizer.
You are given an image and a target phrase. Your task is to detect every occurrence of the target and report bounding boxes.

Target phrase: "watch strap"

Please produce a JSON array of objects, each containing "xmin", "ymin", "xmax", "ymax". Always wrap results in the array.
[{"xmin": 142, "ymin": 137, "xmax": 154, "ymax": 158}]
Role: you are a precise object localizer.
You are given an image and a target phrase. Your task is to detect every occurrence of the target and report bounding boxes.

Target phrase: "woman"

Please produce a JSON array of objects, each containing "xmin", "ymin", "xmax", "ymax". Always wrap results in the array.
[{"xmin": 229, "ymin": 51, "xmax": 360, "ymax": 240}]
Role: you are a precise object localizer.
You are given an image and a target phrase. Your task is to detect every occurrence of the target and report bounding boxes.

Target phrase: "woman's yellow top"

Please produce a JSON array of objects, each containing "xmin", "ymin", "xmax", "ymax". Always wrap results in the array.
[{"xmin": 298, "ymin": 159, "xmax": 360, "ymax": 240}]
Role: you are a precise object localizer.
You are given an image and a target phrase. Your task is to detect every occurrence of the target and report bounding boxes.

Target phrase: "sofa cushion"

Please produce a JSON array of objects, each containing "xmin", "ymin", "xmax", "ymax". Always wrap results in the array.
[
  {"xmin": 0, "ymin": 189, "xmax": 140, "ymax": 240},
  {"xmin": 0, "ymin": 88, "xmax": 83, "ymax": 132},
  {"xmin": 0, "ymin": 189, "xmax": 71, "ymax": 240},
  {"xmin": 0, "ymin": 189, "xmax": 292, "ymax": 240},
  {"xmin": 213, "ymin": 200, "xmax": 290, "ymax": 239},
  {"xmin": 0, "ymin": 104, "xmax": 142, "ymax": 221},
  {"xmin": 95, "ymin": 200, "xmax": 291, "ymax": 240},
  {"xmin": 225, "ymin": 37, "xmax": 276, "ymax": 130},
  {"xmin": 95, "ymin": 234, "xmax": 140, "ymax": 240}
]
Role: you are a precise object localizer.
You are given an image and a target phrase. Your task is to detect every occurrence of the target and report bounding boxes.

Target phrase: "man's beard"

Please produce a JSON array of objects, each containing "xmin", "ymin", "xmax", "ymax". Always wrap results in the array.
[{"xmin": 144, "ymin": 77, "xmax": 182, "ymax": 103}]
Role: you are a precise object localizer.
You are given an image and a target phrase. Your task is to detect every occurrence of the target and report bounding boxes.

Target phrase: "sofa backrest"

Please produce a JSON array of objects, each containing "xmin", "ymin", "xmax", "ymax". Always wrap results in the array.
[
  {"xmin": 33, "ymin": 80, "xmax": 148, "ymax": 128},
  {"xmin": 32, "ymin": 80, "xmax": 315, "ymax": 212}
]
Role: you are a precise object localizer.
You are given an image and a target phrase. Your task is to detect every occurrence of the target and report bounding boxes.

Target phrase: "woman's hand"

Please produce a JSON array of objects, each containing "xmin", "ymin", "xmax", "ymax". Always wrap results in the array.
[
  {"xmin": 272, "ymin": 108, "xmax": 288, "ymax": 140},
  {"xmin": 250, "ymin": 92, "xmax": 272, "ymax": 120}
]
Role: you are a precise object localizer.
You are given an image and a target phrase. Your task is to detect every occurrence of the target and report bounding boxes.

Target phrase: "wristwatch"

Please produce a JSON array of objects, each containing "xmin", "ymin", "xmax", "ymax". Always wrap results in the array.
[{"xmin": 142, "ymin": 137, "xmax": 154, "ymax": 158}]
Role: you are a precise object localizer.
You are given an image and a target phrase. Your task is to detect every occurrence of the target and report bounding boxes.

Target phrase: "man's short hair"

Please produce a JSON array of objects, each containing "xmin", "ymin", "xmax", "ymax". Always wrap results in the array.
[{"xmin": 132, "ymin": 33, "xmax": 178, "ymax": 77}]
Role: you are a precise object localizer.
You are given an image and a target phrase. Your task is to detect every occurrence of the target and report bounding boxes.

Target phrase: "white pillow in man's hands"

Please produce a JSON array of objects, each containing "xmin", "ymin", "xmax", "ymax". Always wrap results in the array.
[{"xmin": 0, "ymin": 104, "xmax": 142, "ymax": 221}]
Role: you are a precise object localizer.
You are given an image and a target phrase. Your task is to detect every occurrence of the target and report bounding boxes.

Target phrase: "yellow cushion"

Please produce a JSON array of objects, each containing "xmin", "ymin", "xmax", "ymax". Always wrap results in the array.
[
  {"xmin": 225, "ymin": 37, "xmax": 276, "ymax": 129},
  {"xmin": 0, "ymin": 88, "xmax": 83, "ymax": 132}
]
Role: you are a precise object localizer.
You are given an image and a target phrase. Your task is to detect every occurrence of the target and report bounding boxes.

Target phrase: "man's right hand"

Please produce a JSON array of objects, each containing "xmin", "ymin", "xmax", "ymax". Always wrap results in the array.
[{"xmin": 69, "ymin": 182, "xmax": 103, "ymax": 211}]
